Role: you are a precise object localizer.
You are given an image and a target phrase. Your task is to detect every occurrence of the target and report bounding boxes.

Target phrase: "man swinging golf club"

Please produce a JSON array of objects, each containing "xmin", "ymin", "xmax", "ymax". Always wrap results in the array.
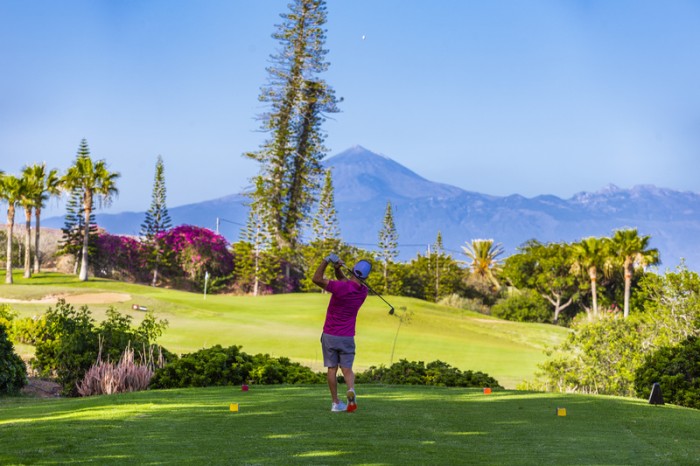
[{"xmin": 312, "ymin": 253, "xmax": 372, "ymax": 412}]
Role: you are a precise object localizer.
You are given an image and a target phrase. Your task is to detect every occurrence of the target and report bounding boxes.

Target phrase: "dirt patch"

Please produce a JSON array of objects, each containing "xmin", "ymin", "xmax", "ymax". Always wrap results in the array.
[
  {"xmin": 21, "ymin": 378, "xmax": 61, "ymax": 398},
  {"xmin": 0, "ymin": 292, "xmax": 132, "ymax": 305}
]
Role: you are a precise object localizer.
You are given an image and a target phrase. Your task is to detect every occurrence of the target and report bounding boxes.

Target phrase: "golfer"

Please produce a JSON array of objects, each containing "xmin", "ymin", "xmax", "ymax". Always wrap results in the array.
[{"xmin": 312, "ymin": 254, "xmax": 371, "ymax": 412}]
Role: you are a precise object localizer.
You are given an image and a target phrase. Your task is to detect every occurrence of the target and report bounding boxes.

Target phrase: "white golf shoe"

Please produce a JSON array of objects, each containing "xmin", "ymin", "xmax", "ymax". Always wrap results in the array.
[{"xmin": 331, "ymin": 401, "xmax": 347, "ymax": 412}]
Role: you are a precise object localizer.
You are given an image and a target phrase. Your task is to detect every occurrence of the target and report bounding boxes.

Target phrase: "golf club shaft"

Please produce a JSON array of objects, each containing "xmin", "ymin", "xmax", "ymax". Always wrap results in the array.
[{"xmin": 338, "ymin": 262, "xmax": 395, "ymax": 313}]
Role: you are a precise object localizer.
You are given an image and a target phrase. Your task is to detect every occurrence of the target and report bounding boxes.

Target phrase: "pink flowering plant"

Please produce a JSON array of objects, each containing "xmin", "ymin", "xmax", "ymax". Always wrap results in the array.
[
  {"xmin": 94, "ymin": 232, "xmax": 149, "ymax": 282},
  {"xmin": 157, "ymin": 225, "xmax": 234, "ymax": 288}
]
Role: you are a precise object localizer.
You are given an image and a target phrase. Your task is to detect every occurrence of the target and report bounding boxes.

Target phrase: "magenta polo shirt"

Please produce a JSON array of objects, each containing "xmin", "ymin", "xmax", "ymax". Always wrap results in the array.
[{"xmin": 322, "ymin": 279, "xmax": 368, "ymax": 337}]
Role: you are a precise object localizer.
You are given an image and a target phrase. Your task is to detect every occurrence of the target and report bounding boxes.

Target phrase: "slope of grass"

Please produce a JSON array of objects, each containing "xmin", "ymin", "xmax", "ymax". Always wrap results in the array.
[
  {"xmin": 1, "ymin": 385, "xmax": 698, "ymax": 465},
  {"xmin": 1, "ymin": 272, "xmax": 570, "ymax": 388}
]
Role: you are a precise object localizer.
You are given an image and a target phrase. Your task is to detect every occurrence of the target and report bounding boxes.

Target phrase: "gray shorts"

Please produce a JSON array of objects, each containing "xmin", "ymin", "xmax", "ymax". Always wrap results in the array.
[{"xmin": 321, "ymin": 333, "xmax": 356, "ymax": 368}]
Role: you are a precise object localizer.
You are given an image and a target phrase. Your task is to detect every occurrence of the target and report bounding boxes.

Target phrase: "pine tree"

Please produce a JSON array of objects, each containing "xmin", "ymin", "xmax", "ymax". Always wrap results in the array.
[
  {"xmin": 244, "ymin": 0, "xmax": 340, "ymax": 256},
  {"xmin": 433, "ymin": 231, "xmax": 444, "ymax": 301},
  {"xmin": 312, "ymin": 168, "xmax": 340, "ymax": 242},
  {"xmin": 58, "ymin": 188, "xmax": 97, "ymax": 275},
  {"xmin": 141, "ymin": 155, "xmax": 172, "ymax": 286},
  {"xmin": 235, "ymin": 198, "xmax": 279, "ymax": 296},
  {"xmin": 377, "ymin": 200, "xmax": 399, "ymax": 293}
]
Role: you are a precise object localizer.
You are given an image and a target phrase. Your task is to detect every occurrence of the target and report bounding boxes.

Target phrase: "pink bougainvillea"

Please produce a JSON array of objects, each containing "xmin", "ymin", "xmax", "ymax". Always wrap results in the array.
[
  {"xmin": 92, "ymin": 226, "xmax": 233, "ymax": 288},
  {"xmin": 157, "ymin": 225, "xmax": 234, "ymax": 282},
  {"xmin": 93, "ymin": 232, "xmax": 149, "ymax": 281}
]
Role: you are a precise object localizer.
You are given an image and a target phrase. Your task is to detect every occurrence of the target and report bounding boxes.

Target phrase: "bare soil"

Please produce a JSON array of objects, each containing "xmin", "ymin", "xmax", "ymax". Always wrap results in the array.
[{"xmin": 21, "ymin": 377, "xmax": 62, "ymax": 398}]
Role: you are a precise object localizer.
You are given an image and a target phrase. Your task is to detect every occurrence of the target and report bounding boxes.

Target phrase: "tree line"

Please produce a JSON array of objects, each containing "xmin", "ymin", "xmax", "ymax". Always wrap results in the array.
[{"xmin": 0, "ymin": 138, "xmax": 120, "ymax": 284}]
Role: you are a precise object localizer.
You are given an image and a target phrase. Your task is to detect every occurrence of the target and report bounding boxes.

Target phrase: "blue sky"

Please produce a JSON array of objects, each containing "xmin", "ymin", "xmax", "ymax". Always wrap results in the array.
[{"xmin": 2, "ymin": 0, "xmax": 700, "ymax": 217}]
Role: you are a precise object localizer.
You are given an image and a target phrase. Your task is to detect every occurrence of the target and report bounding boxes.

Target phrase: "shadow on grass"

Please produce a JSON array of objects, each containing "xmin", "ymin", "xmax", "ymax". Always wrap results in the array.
[{"xmin": 1, "ymin": 386, "xmax": 699, "ymax": 465}]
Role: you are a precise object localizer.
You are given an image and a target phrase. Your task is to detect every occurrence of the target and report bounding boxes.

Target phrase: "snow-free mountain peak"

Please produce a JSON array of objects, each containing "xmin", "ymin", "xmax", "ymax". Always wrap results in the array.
[{"xmin": 324, "ymin": 146, "xmax": 464, "ymax": 202}]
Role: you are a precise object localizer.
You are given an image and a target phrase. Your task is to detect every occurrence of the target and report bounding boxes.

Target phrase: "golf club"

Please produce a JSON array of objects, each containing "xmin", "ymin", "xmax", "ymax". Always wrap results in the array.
[{"xmin": 338, "ymin": 262, "xmax": 396, "ymax": 315}]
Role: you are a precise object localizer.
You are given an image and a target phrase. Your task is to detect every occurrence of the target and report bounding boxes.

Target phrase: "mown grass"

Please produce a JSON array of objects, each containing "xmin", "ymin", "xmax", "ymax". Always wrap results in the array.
[
  {"xmin": 2, "ymin": 272, "xmax": 570, "ymax": 388},
  {"xmin": 1, "ymin": 385, "xmax": 698, "ymax": 465}
]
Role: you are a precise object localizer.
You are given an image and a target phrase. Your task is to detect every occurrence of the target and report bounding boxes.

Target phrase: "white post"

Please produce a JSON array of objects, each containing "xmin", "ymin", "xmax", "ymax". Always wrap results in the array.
[{"xmin": 203, "ymin": 271, "xmax": 209, "ymax": 299}]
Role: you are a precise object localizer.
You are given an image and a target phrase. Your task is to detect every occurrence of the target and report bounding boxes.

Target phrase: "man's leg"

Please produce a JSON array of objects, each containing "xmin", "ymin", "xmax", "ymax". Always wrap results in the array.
[
  {"xmin": 327, "ymin": 366, "xmax": 340, "ymax": 403},
  {"xmin": 341, "ymin": 367, "xmax": 357, "ymax": 412},
  {"xmin": 340, "ymin": 366, "xmax": 354, "ymax": 391}
]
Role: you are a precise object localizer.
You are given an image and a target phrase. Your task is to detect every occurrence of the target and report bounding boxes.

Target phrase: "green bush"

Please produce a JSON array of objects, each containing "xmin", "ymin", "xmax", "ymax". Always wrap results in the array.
[
  {"xmin": 150, "ymin": 345, "xmax": 324, "ymax": 389},
  {"xmin": 0, "ymin": 304, "xmax": 17, "ymax": 330},
  {"xmin": 491, "ymin": 289, "xmax": 551, "ymax": 323},
  {"xmin": 634, "ymin": 336, "xmax": 700, "ymax": 409},
  {"xmin": 356, "ymin": 359, "xmax": 502, "ymax": 388},
  {"xmin": 32, "ymin": 299, "xmax": 170, "ymax": 396},
  {"xmin": 0, "ymin": 323, "xmax": 27, "ymax": 395},
  {"xmin": 10, "ymin": 315, "xmax": 48, "ymax": 345}
]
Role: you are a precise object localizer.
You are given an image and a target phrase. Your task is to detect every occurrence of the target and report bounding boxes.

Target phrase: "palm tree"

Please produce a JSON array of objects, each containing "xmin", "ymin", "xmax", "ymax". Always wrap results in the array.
[
  {"xmin": 18, "ymin": 172, "xmax": 40, "ymax": 278},
  {"xmin": 61, "ymin": 142, "xmax": 120, "ymax": 281},
  {"xmin": 24, "ymin": 164, "xmax": 61, "ymax": 274},
  {"xmin": 611, "ymin": 228, "xmax": 660, "ymax": 318},
  {"xmin": 461, "ymin": 239, "xmax": 504, "ymax": 291},
  {"xmin": 571, "ymin": 236, "xmax": 612, "ymax": 320},
  {"xmin": 0, "ymin": 174, "xmax": 24, "ymax": 284}
]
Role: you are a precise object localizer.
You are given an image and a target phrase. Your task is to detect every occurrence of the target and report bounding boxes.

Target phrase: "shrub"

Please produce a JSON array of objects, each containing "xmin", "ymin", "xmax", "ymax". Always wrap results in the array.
[
  {"xmin": 0, "ymin": 304, "xmax": 18, "ymax": 328},
  {"xmin": 32, "ymin": 299, "xmax": 170, "ymax": 396},
  {"xmin": 0, "ymin": 323, "xmax": 27, "ymax": 395},
  {"xmin": 150, "ymin": 345, "xmax": 251, "ymax": 388},
  {"xmin": 158, "ymin": 225, "xmax": 234, "ymax": 290},
  {"xmin": 356, "ymin": 359, "xmax": 502, "ymax": 388},
  {"xmin": 491, "ymin": 289, "xmax": 551, "ymax": 323},
  {"xmin": 11, "ymin": 315, "xmax": 48, "ymax": 345},
  {"xmin": 634, "ymin": 336, "xmax": 700, "ymax": 409},
  {"xmin": 150, "ymin": 345, "xmax": 324, "ymax": 389},
  {"xmin": 92, "ymin": 232, "xmax": 149, "ymax": 282},
  {"xmin": 77, "ymin": 343, "xmax": 164, "ymax": 396}
]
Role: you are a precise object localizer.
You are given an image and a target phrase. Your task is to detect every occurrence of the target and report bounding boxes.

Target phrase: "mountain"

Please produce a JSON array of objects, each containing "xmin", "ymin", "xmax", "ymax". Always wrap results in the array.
[{"xmin": 43, "ymin": 145, "xmax": 700, "ymax": 271}]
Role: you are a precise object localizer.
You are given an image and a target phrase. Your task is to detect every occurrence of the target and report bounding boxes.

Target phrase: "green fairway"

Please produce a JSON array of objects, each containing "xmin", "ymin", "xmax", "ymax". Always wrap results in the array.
[
  {"xmin": 1, "ymin": 385, "xmax": 698, "ymax": 465},
  {"xmin": 2, "ymin": 272, "xmax": 570, "ymax": 388}
]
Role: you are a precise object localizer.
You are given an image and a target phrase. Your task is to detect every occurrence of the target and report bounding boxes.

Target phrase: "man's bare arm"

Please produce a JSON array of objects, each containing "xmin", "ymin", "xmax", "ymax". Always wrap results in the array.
[
  {"xmin": 334, "ymin": 262, "xmax": 346, "ymax": 280},
  {"xmin": 312, "ymin": 259, "xmax": 331, "ymax": 290}
]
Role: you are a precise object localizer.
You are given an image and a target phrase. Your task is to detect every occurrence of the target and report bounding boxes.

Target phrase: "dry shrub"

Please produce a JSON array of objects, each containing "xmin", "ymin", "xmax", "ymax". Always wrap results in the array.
[{"xmin": 77, "ymin": 340, "xmax": 164, "ymax": 396}]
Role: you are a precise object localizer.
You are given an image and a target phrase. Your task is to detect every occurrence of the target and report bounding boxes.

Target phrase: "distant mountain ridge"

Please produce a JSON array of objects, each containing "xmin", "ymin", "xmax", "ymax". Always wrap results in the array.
[{"xmin": 44, "ymin": 145, "xmax": 700, "ymax": 271}]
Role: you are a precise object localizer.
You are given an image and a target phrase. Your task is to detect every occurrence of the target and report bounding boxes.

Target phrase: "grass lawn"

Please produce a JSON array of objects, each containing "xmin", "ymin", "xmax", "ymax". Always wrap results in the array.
[
  {"xmin": 2, "ymin": 273, "xmax": 570, "ymax": 388},
  {"xmin": 1, "ymin": 385, "xmax": 698, "ymax": 465}
]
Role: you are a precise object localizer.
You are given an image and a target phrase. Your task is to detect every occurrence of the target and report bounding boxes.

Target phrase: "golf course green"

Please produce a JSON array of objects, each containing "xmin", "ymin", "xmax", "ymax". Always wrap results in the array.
[{"xmin": 2, "ymin": 272, "xmax": 569, "ymax": 388}]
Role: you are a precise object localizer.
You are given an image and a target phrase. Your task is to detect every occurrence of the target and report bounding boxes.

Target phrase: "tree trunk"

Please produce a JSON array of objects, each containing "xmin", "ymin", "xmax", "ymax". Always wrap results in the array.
[
  {"xmin": 33, "ymin": 208, "xmax": 41, "ymax": 273},
  {"xmin": 435, "ymin": 254, "xmax": 440, "ymax": 302},
  {"xmin": 78, "ymin": 196, "xmax": 91, "ymax": 281},
  {"xmin": 589, "ymin": 268, "xmax": 598, "ymax": 318},
  {"xmin": 253, "ymin": 248, "xmax": 260, "ymax": 296},
  {"xmin": 151, "ymin": 249, "xmax": 161, "ymax": 286},
  {"xmin": 23, "ymin": 208, "xmax": 32, "ymax": 278},
  {"xmin": 545, "ymin": 293, "xmax": 573, "ymax": 324},
  {"xmin": 383, "ymin": 260, "xmax": 388, "ymax": 294},
  {"xmin": 623, "ymin": 263, "xmax": 632, "ymax": 318},
  {"xmin": 5, "ymin": 206, "xmax": 15, "ymax": 284}
]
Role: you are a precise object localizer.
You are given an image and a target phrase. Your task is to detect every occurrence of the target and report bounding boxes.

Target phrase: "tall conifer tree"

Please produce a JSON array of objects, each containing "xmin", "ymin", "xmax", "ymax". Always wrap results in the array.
[
  {"xmin": 378, "ymin": 200, "xmax": 399, "ymax": 293},
  {"xmin": 141, "ymin": 155, "xmax": 172, "ymax": 286},
  {"xmin": 311, "ymin": 168, "xmax": 340, "ymax": 243},
  {"xmin": 244, "ymin": 0, "xmax": 340, "ymax": 256},
  {"xmin": 235, "ymin": 195, "xmax": 278, "ymax": 296}
]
